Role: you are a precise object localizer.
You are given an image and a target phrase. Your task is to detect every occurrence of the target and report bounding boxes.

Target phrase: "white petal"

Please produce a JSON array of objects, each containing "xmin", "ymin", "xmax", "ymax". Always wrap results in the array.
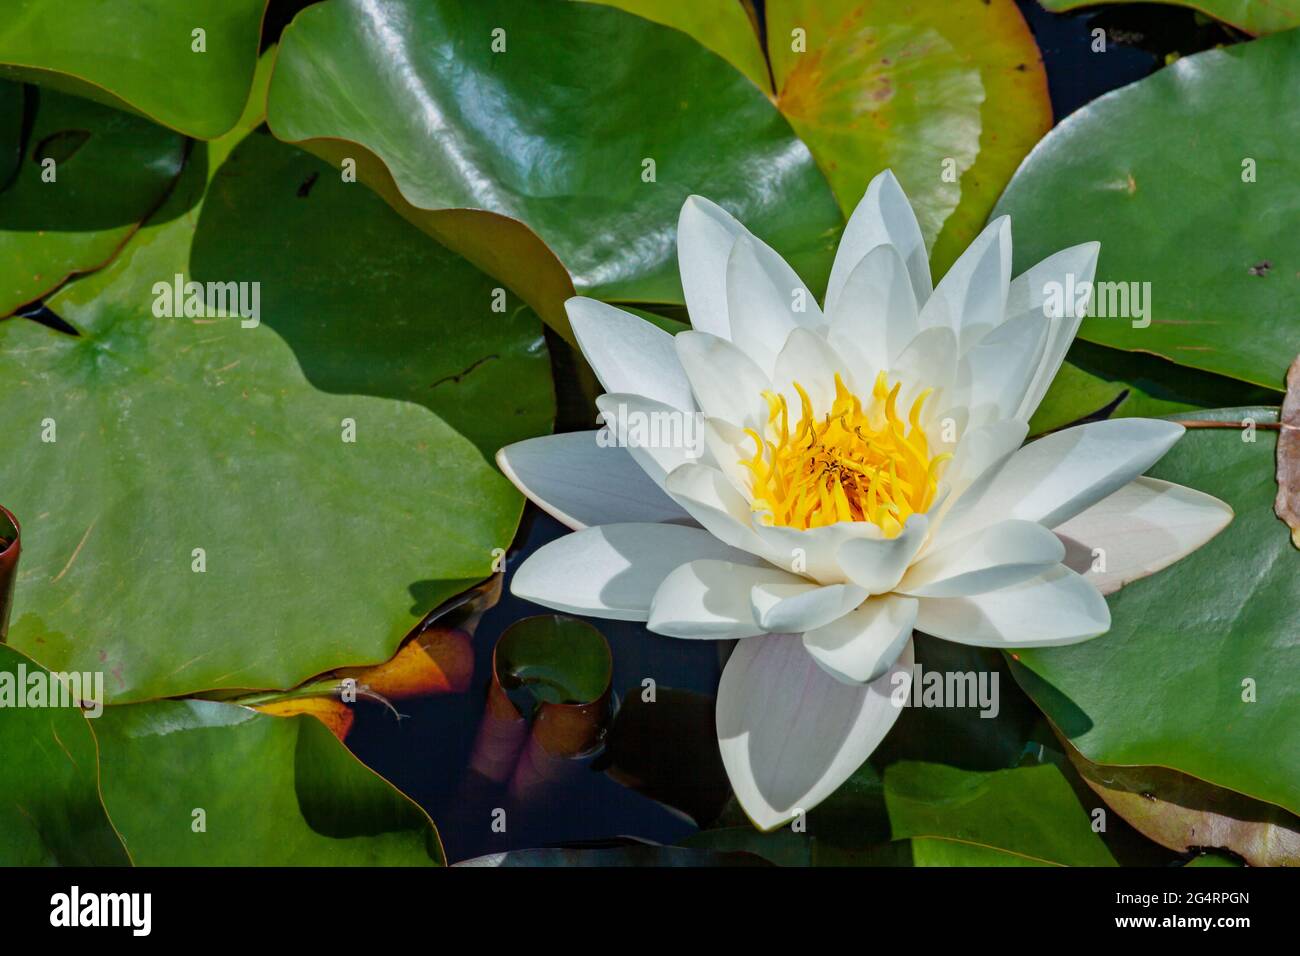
[
  {"xmin": 935, "ymin": 418, "xmax": 1185, "ymax": 548},
  {"xmin": 1010, "ymin": 242, "xmax": 1100, "ymax": 421},
  {"xmin": 956, "ymin": 313, "xmax": 1050, "ymax": 422},
  {"xmin": 677, "ymin": 195, "xmax": 747, "ymax": 339},
  {"xmin": 750, "ymin": 580, "xmax": 867, "ymax": 633},
  {"xmin": 512, "ymin": 523, "xmax": 749, "ymax": 620},
  {"xmin": 700, "ymin": 416, "xmax": 753, "ymax": 492},
  {"xmin": 888, "ymin": 326, "xmax": 957, "ymax": 412},
  {"xmin": 772, "ymin": 326, "xmax": 841, "ymax": 419},
  {"xmin": 726, "ymin": 235, "xmax": 822, "ymax": 375},
  {"xmin": 566, "ymin": 297, "xmax": 694, "ymax": 411},
  {"xmin": 1006, "ymin": 241, "xmax": 1100, "ymax": 318},
  {"xmin": 898, "ymin": 519, "xmax": 1065, "ymax": 598},
  {"xmin": 717, "ymin": 634, "xmax": 914, "ymax": 831},
  {"xmin": 827, "ymin": 170, "xmax": 931, "ymax": 314},
  {"xmin": 497, "ymin": 432, "xmax": 690, "ymax": 530},
  {"xmin": 943, "ymin": 419, "xmax": 1029, "ymax": 500},
  {"xmin": 1055, "ymin": 477, "xmax": 1232, "ymax": 595},
  {"xmin": 595, "ymin": 392, "xmax": 697, "ymax": 488},
  {"xmin": 753, "ymin": 520, "xmax": 886, "ymax": 585},
  {"xmin": 647, "ymin": 559, "xmax": 797, "ymax": 638},
  {"xmin": 914, "ymin": 565, "xmax": 1110, "ymax": 648},
  {"xmin": 836, "ymin": 514, "xmax": 930, "ymax": 594},
  {"xmin": 664, "ymin": 462, "xmax": 768, "ymax": 556},
  {"xmin": 802, "ymin": 594, "xmax": 917, "ymax": 684},
  {"xmin": 674, "ymin": 331, "xmax": 770, "ymax": 428},
  {"xmin": 917, "ymin": 216, "xmax": 1011, "ymax": 351},
  {"xmin": 827, "ymin": 243, "xmax": 919, "ymax": 387}
]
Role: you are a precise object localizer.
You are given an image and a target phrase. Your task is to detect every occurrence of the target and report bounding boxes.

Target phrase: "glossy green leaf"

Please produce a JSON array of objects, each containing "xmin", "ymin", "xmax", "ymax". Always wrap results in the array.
[
  {"xmin": 0, "ymin": 0, "xmax": 268, "ymax": 139},
  {"xmin": 1029, "ymin": 340, "xmax": 1282, "ymax": 437},
  {"xmin": 765, "ymin": 0, "xmax": 1052, "ymax": 274},
  {"xmin": 0, "ymin": 87, "xmax": 185, "ymax": 316},
  {"xmin": 265, "ymin": 0, "xmax": 843, "ymax": 337},
  {"xmin": 573, "ymin": 1, "xmax": 770, "ymax": 91},
  {"xmin": 1013, "ymin": 408, "xmax": 1300, "ymax": 815},
  {"xmin": 885, "ymin": 761, "xmax": 1118, "ymax": 866},
  {"xmin": 1186, "ymin": 852, "xmax": 1244, "ymax": 867},
  {"xmin": 93, "ymin": 698, "xmax": 443, "ymax": 865},
  {"xmin": 1, "ymin": 131, "xmax": 545, "ymax": 704},
  {"xmin": 1038, "ymin": 0, "xmax": 1299, "ymax": 36},
  {"xmin": 0, "ymin": 645, "xmax": 130, "ymax": 865},
  {"xmin": 189, "ymin": 132, "xmax": 553, "ymax": 458},
  {"xmin": 994, "ymin": 31, "xmax": 1300, "ymax": 390}
]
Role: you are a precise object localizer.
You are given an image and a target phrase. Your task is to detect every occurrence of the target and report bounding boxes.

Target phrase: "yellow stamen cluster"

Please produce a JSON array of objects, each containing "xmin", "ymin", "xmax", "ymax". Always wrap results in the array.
[{"xmin": 741, "ymin": 372, "xmax": 950, "ymax": 537}]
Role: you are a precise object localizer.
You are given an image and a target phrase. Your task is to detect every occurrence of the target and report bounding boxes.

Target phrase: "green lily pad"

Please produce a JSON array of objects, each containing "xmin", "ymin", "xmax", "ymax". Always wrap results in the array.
[
  {"xmin": 764, "ymin": 0, "xmax": 1052, "ymax": 274},
  {"xmin": 93, "ymin": 698, "xmax": 443, "ymax": 865},
  {"xmin": 0, "ymin": 0, "xmax": 268, "ymax": 139},
  {"xmin": 1012, "ymin": 407, "xmax": 1300, "ymax": 815},
  {"xmin": 1186, "ymin": 852, "xmax": 1244, "ymax": 867},
  {"xmin": 573, "ymin": 1, "xmax": 771, "ymax": 92},
  {"xmin": 1028, "ymin": 340, "xmax": 1282, "ymax": 437},
  {"xmin": 993, "ymin": 31, "xmax": 1300, "ymax": 390},
  {"xmin": 884, "ymin": 761, "xmax": 1118, "ymax": 866},
  {"xmin": 0, "ymin": 644, "xmax": 130, "ymax": 865},
  {"xmin": 265, "ymin": 0, "xmax": 843, "ymax": 336},
  {"xmin": 190, "ymin": 132, "xmax": 552, "ymax": 457},
  {"xmin": 1038, "ymin": 0, "xmax": 1299, "ymax": 37},
  {"xmin": 0, "ymin": 131, "xmax": 545, "ymax": 704},
  {"xmin": 0, "ymin": 87, "xmax": 185, "ymax": 317}
]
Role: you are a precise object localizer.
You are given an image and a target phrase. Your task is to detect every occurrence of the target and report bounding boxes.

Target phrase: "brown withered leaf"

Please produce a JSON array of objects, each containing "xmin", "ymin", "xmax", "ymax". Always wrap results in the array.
[
  {"xmin": 253, "ymin": 697, "xmax": 355, "ymax": 742},
  {"xmin": 1063, "ymin": 738, "xmax": 1300, "ymax": 866},
  {"xmin": 1276, "ymin": 354, "xmax": 1300, "ymax": 548},
  {"xmin": 0, "ymin": 506, "xmax": 19, "ymax": 640}
]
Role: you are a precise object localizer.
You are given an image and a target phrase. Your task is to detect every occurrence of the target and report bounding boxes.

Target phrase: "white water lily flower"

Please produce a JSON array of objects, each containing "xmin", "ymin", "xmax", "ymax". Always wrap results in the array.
[{"xmin": 496, "ymin": 170, "xmax": 1233, "ymax": 831}]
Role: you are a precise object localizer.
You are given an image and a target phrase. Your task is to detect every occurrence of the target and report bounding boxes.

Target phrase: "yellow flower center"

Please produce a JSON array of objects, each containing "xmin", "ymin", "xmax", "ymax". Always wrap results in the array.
[{"xmin": 741, "ymin": 372, "xmax": 950, "ymax": 537}]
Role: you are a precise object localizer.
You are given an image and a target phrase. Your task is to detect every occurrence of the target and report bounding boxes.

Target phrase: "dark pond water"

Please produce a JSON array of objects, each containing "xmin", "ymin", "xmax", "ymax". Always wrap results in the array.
[{"xmin": 345, "ymin": 1, "xmax": 1238, "ymax": 864}]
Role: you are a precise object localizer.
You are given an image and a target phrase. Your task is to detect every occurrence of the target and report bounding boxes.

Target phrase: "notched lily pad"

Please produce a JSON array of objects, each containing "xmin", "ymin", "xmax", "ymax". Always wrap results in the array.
[
  {"xmin": 0, "ymin": 130, "xmax": 540, "ymax": 704},
  {"xmin": 0, "ymin": 87, "xmax": 186, "ymax": 316}
]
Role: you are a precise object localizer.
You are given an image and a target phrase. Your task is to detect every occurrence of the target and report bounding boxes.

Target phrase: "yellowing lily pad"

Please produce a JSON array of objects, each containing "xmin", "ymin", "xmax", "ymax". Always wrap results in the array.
[
  {"xmin": 573, "ymin": 0, "xmax": 771, "ymax": 92},
  {"xmin": 764, "ymin": 0, "xmax": 1052, "ymax": 275}
]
